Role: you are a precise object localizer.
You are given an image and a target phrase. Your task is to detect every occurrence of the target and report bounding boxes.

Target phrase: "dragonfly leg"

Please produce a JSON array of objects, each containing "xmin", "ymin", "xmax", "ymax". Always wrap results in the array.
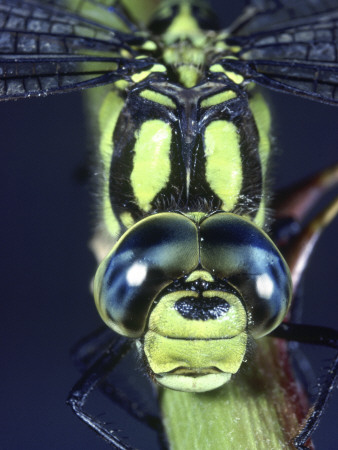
[
  {"xmin": 293, "ymin": 354, "xmax": 338, "ymax": 450},
  {"xmin": 270, "ymin": 323, "xmax": 338, "ymax": 449},
  {"xmin": 71, "ymin": 326, "xmax": 117, "ymax": 371},
  {"xmin": 68, "ymin": 333, "xmax": 168, "ymax": 449},
  {"xmin": 67, "ymin": 337, "xmax": 134, "ymax": 449}
]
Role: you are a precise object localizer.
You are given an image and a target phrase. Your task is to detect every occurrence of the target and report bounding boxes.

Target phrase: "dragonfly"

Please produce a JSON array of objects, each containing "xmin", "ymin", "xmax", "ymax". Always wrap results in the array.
[{"xmin": 0, "ymin": 0, "xmax": 332, "ymax": 448}]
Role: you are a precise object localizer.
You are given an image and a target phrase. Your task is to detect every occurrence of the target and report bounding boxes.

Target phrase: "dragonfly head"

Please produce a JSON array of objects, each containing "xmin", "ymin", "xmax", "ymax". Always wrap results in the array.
[{"xmin": 94, "ymin": 212, "xmax": 292, "ymax": 392}]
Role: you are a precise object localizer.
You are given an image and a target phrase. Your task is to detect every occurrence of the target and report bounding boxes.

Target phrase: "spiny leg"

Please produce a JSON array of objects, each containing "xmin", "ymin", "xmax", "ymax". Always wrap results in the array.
[
  {"xmin": 294, "ymin": 354, "xmax": 337, "ymax": 450},
  {"xmin": 271, "ymin": 323, "xmax": 338, "ymax": 449},
  {"xmin": 68, "ymin": 336, "xmax": 134, "ymax": 449},
  {"xmin": 272, "ymin": 175, "xmax": 338, "ymax": 448},
  {"xmin": 71, "ymin": 326, "xmax": 117, "ymax": 372},
  {"xmin": 69, "ymin": 332, "xmax": 167, "ymax": 449},
  {"xmin": 71, "ymin": 328, "xmax": 165, "ymax": 430}
]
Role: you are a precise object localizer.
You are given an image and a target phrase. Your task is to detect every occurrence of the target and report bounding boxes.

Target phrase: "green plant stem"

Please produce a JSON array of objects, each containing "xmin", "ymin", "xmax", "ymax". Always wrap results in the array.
[{"xmin": 160, "ymin": 337, "xmax": 308, "ymax": 450}]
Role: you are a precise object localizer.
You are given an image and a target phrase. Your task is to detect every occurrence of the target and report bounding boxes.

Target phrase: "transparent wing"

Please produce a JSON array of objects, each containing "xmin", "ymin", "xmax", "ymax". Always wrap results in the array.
[
  {"xmin": 0, "ymin": 0, "xmax": 155, "ymax": 100},
  {"xmin": 222, "ymin": 1, "xmax": 338, "ymax": 105},
  {"xmin": 40, "ymin": 0, "xmax": 139, "ymax": 32},
  {"xmin": 235, "ymin": 0, "xmax": 338, "ymax": 35}
]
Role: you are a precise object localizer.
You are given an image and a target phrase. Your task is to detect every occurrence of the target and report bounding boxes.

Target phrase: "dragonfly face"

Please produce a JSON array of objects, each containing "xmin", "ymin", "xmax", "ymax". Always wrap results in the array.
[{"xmin": 94, "ymin": 211, "xmax": 292, "ymax": 391}]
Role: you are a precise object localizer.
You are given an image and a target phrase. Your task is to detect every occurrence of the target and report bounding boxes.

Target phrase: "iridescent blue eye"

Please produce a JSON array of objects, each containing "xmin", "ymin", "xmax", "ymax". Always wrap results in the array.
[
  {"xmin": 94, "ymin": 213, "xmax": 199, "ymax": 337},
  {"xmin": 199, "ymin": 213, "xmax": 292, "ymax": 337},
  {"xmin": 94, "ymin": 212, "xmax": 292, "ymax": 339}
]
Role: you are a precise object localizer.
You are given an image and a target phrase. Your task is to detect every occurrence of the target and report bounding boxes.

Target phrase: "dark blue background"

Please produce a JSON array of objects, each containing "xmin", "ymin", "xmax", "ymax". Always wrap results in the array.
[{"xmin": 0, "ymin": 1, "xmax": 337, "ymax": 449}]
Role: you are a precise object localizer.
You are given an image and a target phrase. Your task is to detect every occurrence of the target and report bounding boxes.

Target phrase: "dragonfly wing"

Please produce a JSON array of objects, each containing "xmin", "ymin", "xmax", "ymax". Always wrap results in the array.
[
  {"xmin": 236, "ymin": 0, "xmax": 338, "ymax": 34},
  {"xmin": 222, "ymin": 0, "xmax": 338, "ymax": 105},
  {"xmin": 40, "ymin": 0, "xmax": 140, "ymax": 31},
  {"xmin": 0, "ymin": 0, "xmax": 154, "ymax": 100}
]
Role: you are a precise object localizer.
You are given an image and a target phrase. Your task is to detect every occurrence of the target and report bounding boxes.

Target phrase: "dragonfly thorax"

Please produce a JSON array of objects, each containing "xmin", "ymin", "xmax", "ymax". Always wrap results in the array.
[{"xmin": 99, "ymin": 78, "xmax": 270, "ymax": 239}]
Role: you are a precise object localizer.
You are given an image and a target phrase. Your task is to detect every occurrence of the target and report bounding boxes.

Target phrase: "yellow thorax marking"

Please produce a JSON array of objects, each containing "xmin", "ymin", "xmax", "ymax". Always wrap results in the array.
[
  {"xmin": 201, "ymin": 90, "xmax": 237, "ymax": 107},
  {"xmin": 131, "ymin": 120, "xmax": 171, "ymax": 211},
  {"xmin": 249, "ymin": 91, "xmax": 272, "ymax": 228},
  {"xmin": 98, "ymin": 91, "xmax": 125, "ymax": 237},
  {"xmin": 210, "ymin": 63, "xmax": 244, "ymax": 85},
  {"xmin": 140, "ymin": 89, "xmax": 176, "ymax": 108},
  {"xmin": 131, "ymin": 63, "xmax": 167, "ymax": 83},
  {"xmin": 204, "ymin": 120, "xmax": 242, "ymax": 211},
  {"xmin": 120, "ymin": 212, "xmax": 135, "ymax": 229}
]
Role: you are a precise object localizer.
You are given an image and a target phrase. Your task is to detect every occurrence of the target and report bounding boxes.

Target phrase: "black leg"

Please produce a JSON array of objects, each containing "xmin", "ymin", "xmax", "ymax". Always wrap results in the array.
[
  {"xmin": 71, "ymin": 328, "xmax": 166, "ymax": 429},
  {"xmin": 270, "ymin": 323, "xmax": 338, "ymax": 349},
  {"xmin": 67, "ymin": 336, "xmax": 134, "ymax": 450},
  {"xmin": 293, "ymin": 354, "xmax": 338, "ymax": 450},
  {"xmin": 270, "ymin": 323, "xmax": 338, "ymax": 449},
  {"xmin": 71, "ymin": 326, "xmax": 117, "ymax": 372},
  {"xmin": 68, "ymin": 333, "xmax": 168, "ymax": 449},
  {"xmin": 95, "ymin": 374, "xmax": 166, "ymax": 433}
]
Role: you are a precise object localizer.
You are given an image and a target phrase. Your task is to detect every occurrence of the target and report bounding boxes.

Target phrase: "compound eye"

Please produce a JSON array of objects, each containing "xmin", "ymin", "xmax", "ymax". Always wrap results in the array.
[
  {"xmin": 200, "ymin": 213, "xmax": 292, "ymax": 337},
  {"xmin": 94, "ymin": 213, "xmax": 199, "ymax": 337}
]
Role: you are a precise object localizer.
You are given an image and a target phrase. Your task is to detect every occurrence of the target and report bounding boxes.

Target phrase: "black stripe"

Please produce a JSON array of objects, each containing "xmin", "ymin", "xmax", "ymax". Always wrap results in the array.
[{"xmin": 234, "ymin": 106, "xmax": 263, "ymax": 219}]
